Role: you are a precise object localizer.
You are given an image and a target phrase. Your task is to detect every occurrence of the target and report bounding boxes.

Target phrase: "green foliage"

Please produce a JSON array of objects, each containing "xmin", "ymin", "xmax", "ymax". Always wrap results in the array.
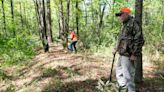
[
  {"xmin": 42, "ymin": 77, "xmax": 62, "ymax": 92},
  {"xmin": 4, "ymin": 84, "xmax": 16, "ymax": 92},
  {"xmin": 42, "ymin": 68, "xmax": 58, "ymax": 78},
  {"xmin": 0, "ymin": 0, "xmax": 40, "ymax": 66},
  {"xmin": 96, "ymin": 79, "xmax": 118, "ymax": 92},
  {"xmin": 0, "ymin": 69, "xmax": 12, "ymax": 81},
  {"xmin": 0, "ymin": 34, "xmax": 39, "ymax": 65}
]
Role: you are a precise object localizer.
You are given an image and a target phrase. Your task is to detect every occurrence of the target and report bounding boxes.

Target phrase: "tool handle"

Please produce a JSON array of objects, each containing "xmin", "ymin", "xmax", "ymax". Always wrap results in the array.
[{"xmin": 109, "ymin": 53, "xmax": 116, "ymax": 81}]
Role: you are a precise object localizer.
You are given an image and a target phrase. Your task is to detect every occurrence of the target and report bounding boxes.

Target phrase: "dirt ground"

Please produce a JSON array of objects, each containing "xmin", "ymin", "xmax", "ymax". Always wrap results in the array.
[{"xmin": 0, "ymin": 44, "xmax": 164, "ymax": 92}]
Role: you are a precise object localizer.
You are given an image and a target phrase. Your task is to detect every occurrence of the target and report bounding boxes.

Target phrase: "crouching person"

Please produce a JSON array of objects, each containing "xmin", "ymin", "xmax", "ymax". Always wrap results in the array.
[{"xmin": 68, "ymin": 30, "xmax": 78, "ymax": 53}]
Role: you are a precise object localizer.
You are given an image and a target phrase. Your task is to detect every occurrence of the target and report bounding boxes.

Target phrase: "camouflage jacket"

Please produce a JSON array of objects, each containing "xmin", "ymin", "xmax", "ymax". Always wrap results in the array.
[{"xmin": 116, "ymin": 16, "xmax": 144, "ymax": 56}]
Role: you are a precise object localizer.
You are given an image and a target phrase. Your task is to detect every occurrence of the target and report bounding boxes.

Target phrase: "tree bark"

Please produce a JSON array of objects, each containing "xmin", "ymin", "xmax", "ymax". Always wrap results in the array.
[
  {"xmin": 10, "ymin": 0, "xmax": 14, "ymax": 21},
  {"xmin": 42, "ymin": 0, "xmax": 47, "ymax": 41},
  {"xmin": 83, "ymin": 0, "xmax": 88, "ymax": 26},
  {"xmin": 10, "ymin": 0, "xmax": 15, "ymax": 36},
  {"xmin": 33, "ymin": 0, "xmax": 42, "ymax": 39},
  {"xmin": 111, "ymin": 0, "xmax": 115, "ymax": 28},
  {"xmin": 39, "ymin": 0, "xmax": 46, "ymax": 47},
  {"xmin": 46, "ymin": 0, "xmax": 53, "ymax": 43},
  {"xmin": 135, "ymin": 0, "xmax": 143, "ymax": 83},
  {"xmin": 2, "ymin": 0, "xmax": 6, "ymax": 32},
  {"xmin": 76, "ymin": 0, "xmax": 79, "ymax": 36},
  {"xmin": 19, "ymin": 2, "xmax": 24, "ymax": 28},
  {"xmin": 97, "ymin": 3, "xmax": 106, "ymax": 45},
  {"xmin": 58, "ymin": 0, "xmax": 64, "ymax": 39},
  {"xmin": 66, "ymin": 0, "xmax": 70, "ymax": 32}
]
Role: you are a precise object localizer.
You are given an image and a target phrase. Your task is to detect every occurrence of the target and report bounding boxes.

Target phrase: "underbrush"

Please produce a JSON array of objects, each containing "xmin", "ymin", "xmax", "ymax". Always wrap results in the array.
[{"xmin": 0, "ymin": 35, "xmax": 41, "ymax": 66}]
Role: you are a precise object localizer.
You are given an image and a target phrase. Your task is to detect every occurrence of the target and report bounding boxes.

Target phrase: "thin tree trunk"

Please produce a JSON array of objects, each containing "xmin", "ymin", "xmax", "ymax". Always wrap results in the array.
[
  {"xmin": 33, "ymin": 0, "xmax": 42, "ymax": 39},
  {"xmin": 46, "ymin": 0, "xmax": 53, "ymax": 43},
  {"xmin": 135, "ymin": 0, "xmax": 143, "ymax": 83},
  {"xmin": 97, "ymin": 3, "xmax": 106, "ymax": 45},
  {"xmin": 161, "ymin": 1, "xmax": 164, "ymax": 32},
  {"xmin": 23, "ymin": 2, "xmax": 29, "ymax": 31},
  {"xmin": 83, "ymin": 1, "xmax": 87, "ymax": 26},
  {"xmin": 63, "ymin": 0, "xmax": 70, "ymax": 49},
  {"xmin": 19, "ymin": 2, "xmax": 23, "ymax": 28},
  {"xmin": 59, "ymin": 0, "xmax": 65, "ymax": 36},
  {"xmin": 76, "ymin": 0, "xmax": 79, "ymax": 36},
  {"xmin": 2, "ymin": 0, "xmax": 6, "ymax": 33},
  {"xmin": 10, "ymin": 0, "xmax": 14, "ymax": 21},
  {"xmin": 39, "ymin": 0, "xmax": 46, "ymax": 46},
  {"xmin": 162, "ymin": 21, "xmax": 164, "ymax": 32},
  {"xmin": 10, "ymin": 0, "xmax": 15, "ymax": 36},
  {"xmin": 42, "ymin": 0, "xmax": 47, "ymax": 41},
  {"xmin": 66, "ymin": 0, "xmax": 70, "ymax": 38},
  {"xmin": 111, "ymin": 0, "xmax": 115, "ymax": 28},
  {"xmin": 58, "ymin": 0, "xmax": 64, "ymax": 39}
]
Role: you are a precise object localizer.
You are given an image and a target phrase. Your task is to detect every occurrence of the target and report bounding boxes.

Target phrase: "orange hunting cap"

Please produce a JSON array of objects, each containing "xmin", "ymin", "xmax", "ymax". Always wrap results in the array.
[
  {"xmin": 121, "ymin": 7, "xmax": 131, "ymax": 13},
  {"xmin": 116, "ymin": 7, "xmax": 131, "ymax": 17}
]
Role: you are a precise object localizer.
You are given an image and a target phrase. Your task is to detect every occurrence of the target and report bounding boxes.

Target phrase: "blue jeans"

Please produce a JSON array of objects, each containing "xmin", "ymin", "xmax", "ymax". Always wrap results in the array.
[{"xmin": 68, "ymin": 41, "xmax": 77, "ymax": 52}]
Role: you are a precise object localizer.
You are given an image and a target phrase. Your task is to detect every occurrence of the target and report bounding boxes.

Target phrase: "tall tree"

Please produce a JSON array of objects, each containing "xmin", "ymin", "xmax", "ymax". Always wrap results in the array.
[
  {"xmin": 1, "ymin": 0, "xmax": 6, "ymax": 32},
  {"xmin": 46, "ymin": 0, "xmax": 53, "ymax": 43},
  {"xmin": 19, "ymin": 1, "xmax": 23, "ymax": 28},
  {"xmin": 39, "ymin": 0, "xmax": 48, "ymax": 49},
  {"xmin": 65, "ymin": 0, "xmax": 70, "ymax": 43},
  {"xmin": 58, "ymin": 0, "xmax": 65, "ymax": 39},
  {"xmin": 135, "ymin": 0, "xmax": 143, "ymax": 83},
  {"xmin": 33, "ymin": 0, "xmax": 42, "ymax": 39},
  {"xmin": 10, "ymin": 0, "xmax": 15, "ymax": 36},
  {"xmin": 42, "ymin": 0, "xmax": 47, "ymax": 39},
  {"xmin": 97, "ymin": 2, "xmax": 106, "ymax": 45},
  {"xmin": 83, "ymin": 0, "xmax": 88, "ymax": 26},
  {"xmin": 23, "ymin": 1, "xmax": 30, "ymax": 31},
  {"xmin": 161, "ymin": 0, "xmax": 164, "ymax": 32},
  {"xmin": 10, "ymin": 0, "xmax": 14, "ymax": 21},
  {"xmin": 76, "ymin": 0, "xmax": 79, "ymax": 36}
]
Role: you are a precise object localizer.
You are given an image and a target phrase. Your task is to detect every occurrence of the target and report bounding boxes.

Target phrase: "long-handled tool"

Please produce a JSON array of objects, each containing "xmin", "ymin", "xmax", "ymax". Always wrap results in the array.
[{"xmin": 109, "ymin": 53, "xmax": 116, "ymax": 81}]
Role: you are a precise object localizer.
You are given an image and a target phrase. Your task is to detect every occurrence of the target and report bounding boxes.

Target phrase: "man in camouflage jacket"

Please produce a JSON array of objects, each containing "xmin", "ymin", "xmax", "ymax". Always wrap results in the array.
[{"xmin": 113, "ymin": 8, "xmax": 144, "ymax": 92}]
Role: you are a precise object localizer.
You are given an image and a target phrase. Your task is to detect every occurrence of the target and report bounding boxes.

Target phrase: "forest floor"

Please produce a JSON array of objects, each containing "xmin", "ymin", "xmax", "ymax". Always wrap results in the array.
[{"xmin": 0, "ymin": 44, "xmax": 164, "ymax": 92}]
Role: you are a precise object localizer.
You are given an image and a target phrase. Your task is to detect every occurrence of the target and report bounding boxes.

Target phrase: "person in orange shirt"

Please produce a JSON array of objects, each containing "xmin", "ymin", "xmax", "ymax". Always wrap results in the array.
[{"xmin": 68, "ymin": 30, "xmax": 78, "ymax": 52}]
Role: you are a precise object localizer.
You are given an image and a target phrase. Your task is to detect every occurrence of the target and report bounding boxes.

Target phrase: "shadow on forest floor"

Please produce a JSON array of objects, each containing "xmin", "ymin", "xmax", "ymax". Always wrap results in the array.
[{"xmin": 0, "ymin": 44, "xmax": 164, "ymax": 92}]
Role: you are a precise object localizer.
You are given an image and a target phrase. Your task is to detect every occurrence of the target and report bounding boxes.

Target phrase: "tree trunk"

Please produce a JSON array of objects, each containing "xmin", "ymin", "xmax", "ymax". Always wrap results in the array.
[
  {"xmin": 76, "ymin": 0, "xmax": 79, "ymax": 36},
  {"xmin": 66, "ymin": 0, "xmax": 70, "ymax": 41},
  {"xmin": 23, "ymin": 2, "xmax": 30, "ymax": 32},
  {"xmin": 46, "ymin": 0, "xmax": 53, "ymax": 43},
  {"xmin": 58, "ymin": 0, "xmax": 64, "ymax": 39},
  {"xmin": 111, "ymin": 0, "xmax": 115, "ymax": 28},
  {"xmin": 135, "ymin": 0, "xmax": 143, "ymax": 83},
  {"xmin": 33, "ymin": 0, "xmax": 42, "ymax": 39},
  {"xmin": 83, "ymin": 1, "xmax": 88, "ymax": 26},
  {"xmin": 162, "ymin": 21, "xmax": 164, "ymax": 32},
  {"xmin": 10, "ymin": 0, "xmax": 14, "ymax": 21},
  {"xmin": 19, "ymin": 2, "xmax": 23, "ymax": 28},
  {"xmin": 39, "ymin": 0, "xmax": 46, "ymax": 47},
  {"xmin": 10, "ymin": 0, "xmax": 15, "ymax": 36},
  {"xmin": 161, "ymin": 1, "xmax": 164, "ymax": 32},
  {"xmin": 42, "ymin": 0, "xmax": 47, "ymax": 41},
  {"xmin": 97, "ymin": 3, "xmax": 106, "ymax": 45},
  {"xmin": 2, "ymin": 0, "xmax": 6, "ymax": 33}
]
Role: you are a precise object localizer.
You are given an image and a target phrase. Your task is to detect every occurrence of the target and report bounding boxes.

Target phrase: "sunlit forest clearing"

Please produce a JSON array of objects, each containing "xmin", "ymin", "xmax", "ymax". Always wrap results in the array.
[{"xmin": 0, "ymin": 0, "xmax": 164, "ymax": 92}]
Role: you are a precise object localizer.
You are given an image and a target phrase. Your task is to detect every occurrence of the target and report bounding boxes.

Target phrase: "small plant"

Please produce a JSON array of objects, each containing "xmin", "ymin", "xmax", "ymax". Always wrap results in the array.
[
  {"xmin": 42, "ymin": 68, "xmax": 58, "ymax": 77},
  {"xmin": 96, "ymin": 79, "xmax": 118, "ymax": 92},
  {"xmin": 5, "ymin": 84, "xmax": 16, "ymax": 92},
  {"xmin": 64, "ymin": 67, "xmax": 81, "ymax": 77},
  {"xmin": 0, "ymin": 69, "xmax": 12, "ymax": 80},
  {"xmin": 42, "ymin": 78, "xmax": 62, "ymax": 92}
]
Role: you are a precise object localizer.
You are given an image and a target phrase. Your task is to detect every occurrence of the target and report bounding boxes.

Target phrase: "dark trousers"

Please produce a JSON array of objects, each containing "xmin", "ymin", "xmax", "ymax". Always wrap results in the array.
[{"xmin": 68, "ymin": 41, "xmax": 77, "ymax": 52}]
